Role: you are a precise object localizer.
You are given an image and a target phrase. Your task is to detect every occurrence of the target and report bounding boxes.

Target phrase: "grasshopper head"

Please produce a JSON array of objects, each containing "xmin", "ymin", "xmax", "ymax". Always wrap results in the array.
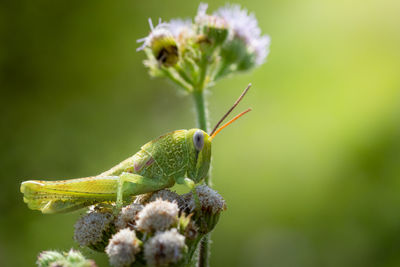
[{"xmin": 187, "ymin": 129, "xmax": 212, "ymax": 183}]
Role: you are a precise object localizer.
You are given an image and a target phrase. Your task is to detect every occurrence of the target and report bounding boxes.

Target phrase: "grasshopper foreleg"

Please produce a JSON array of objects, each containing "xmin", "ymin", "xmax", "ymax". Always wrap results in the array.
[
  {"xmin": 176, "ymin": 177, "xmax": 201, "ymax": 211},
  {"xmin": 116, "ymin": 172, "xmax": 168, "ymax": 210}
]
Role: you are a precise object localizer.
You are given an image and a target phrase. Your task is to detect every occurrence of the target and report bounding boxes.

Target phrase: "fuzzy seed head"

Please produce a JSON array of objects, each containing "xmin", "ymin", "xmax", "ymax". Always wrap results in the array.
[
  {"xmin": 148, "ymin": 189, "xmax": 184, "ymax": 209},
  {"xmin": 106, "ymin": 228, "xmax": 141, "ymax": 267},
  {"xmin": 115, "ymin": 203, "xmax": 143, "ymax": 231},
  {"xmin": 74, "ymin": 210, "xmax": 115, "ymax": 251},
  {"xmin": 186, "ymin": 185, "xmax": 227, "ymax": 214},
  {"xmin": 136, "ymin": 199, "xmax": 179, "ymax": 233},
  {"xmin": 144, "ymin": 229, "xmax": 186, "ymax": 266}
]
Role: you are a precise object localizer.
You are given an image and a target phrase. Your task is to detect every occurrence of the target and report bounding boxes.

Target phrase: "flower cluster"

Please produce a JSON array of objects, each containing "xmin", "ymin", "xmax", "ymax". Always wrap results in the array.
[
  {"xmin": 137, "ymin": 3, "xmax": 270, "ymax": 92},
  {"xmin": 71, "ymin": 187, "xmax": 225, "ymax": 267}
]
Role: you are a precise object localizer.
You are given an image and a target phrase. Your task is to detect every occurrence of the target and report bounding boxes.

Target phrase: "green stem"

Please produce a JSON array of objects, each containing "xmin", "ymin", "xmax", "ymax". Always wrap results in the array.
[
  {"xmin": 162, "ymin": 68, "xmax": 193, "ymax": 92},
  {"xmin": 197, "ymin": 55, "xmax": 208, "ymax": 90},
  {"xmin": 192, "ymin": 61, "xmax": 212, "ymax": 267},
  {"xmin": 175, "ymin": 64, "xmax": 194, "ymax": 86},
  {"xmin": 192, "ymin": 90, "xmax": 208, "ymax": 133},
  {"xmin": 214, "ymin": 61, "xmax": 231, "ymax": 81},
  {"xmin": 186, "ymin": 235, "xmax": 203, "ymax": 266},
  {"xmin": 198, "ymin": 234, "xmax": 210, "ymax": 267}
]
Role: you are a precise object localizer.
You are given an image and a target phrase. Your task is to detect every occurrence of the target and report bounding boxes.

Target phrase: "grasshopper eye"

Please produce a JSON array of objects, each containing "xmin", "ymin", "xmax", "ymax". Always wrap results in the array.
[{"xmin": 193, "ymin": 130, "xmax": 204, "ymax": 151}]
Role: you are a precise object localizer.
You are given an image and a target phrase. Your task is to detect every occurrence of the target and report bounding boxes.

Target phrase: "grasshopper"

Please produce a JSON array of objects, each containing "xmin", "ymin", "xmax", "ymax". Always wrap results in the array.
[{"xmin": 20, "ymin": 85, "xmax": 252, "ymax": 214}]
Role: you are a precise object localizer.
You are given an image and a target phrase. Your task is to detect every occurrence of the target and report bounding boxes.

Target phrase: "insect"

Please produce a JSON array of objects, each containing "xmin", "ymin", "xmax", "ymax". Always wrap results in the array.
[{"xmin": 20, "ymin": 85, "xmax": 252, "ymax": 214}]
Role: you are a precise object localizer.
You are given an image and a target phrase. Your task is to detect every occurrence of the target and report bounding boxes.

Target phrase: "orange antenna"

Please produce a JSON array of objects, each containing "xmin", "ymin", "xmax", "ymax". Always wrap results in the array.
[
  {"xmin": 209, "ymin": 83, "xmax": 252, "ymax": 137},
  {"xmin": 210, "ymin": 108, "xmax": 252, "ymax": 140}
]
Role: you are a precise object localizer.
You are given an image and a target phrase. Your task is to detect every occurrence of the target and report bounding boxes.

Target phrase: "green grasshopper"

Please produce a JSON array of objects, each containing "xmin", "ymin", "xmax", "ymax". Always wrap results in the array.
[{"xmin": 20, "ymin": 85, "xmax": 252, "ymax": 214}]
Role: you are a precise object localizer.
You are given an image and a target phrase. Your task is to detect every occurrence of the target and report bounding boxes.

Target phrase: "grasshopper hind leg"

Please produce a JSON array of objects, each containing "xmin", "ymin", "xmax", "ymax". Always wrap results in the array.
[
  {"xmin": 20, "ymin": 176, "xmax": 119, "ymax": 214},
  {"xmin": 21, "ymin": 174, "xmax": 168, "ymax": 214},
  {"xmin": 21, "ymin": 181, "xmax": 99, "ymax": 213}
]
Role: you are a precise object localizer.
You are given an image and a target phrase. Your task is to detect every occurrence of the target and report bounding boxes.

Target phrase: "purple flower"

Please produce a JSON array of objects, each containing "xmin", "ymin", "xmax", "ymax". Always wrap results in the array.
[{"xmin": 214, "ymin": 4, "xmax": 270, "ymax": 65}]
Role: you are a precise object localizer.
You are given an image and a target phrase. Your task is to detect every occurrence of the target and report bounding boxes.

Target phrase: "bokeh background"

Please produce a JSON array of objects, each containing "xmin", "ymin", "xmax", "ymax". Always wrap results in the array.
[{"xmin": 1, "ymin": 0, "xmax": 400, "ymax": 266}]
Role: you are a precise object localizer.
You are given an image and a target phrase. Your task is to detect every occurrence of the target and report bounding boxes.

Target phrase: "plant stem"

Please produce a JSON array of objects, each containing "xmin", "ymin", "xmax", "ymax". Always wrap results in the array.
[
  {"xmin": 193, "ymin": 53, "xmax": 210, "ymax": 132},
  {"xmin": 192, "ymin": 90, "xmax": 208, "ymax": 135},
  {"xmin": 198, "ymin": 234, "xmax": 210, "ymax": 267},
  {"xmin": 175, "ymin": 64, "xmax": 194, "ymax": 86},
  {"xmin": 161, "ymin": 68, "xmax": 193, "ymax": 92},
  {"xmin": 186, "ymin": 236, "xmax": 203, "ymax": 266},
  {"xmin": 192, "ymin": 74, "xmax": 211, "ymax": 267}
]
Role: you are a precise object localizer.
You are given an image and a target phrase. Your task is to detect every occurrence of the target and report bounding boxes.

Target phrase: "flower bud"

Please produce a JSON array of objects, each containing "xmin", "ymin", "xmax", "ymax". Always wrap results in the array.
[
  {"xmin": 106, "ymin": 228, "xmax": 141, "ymax": 267},
  {"xmin": 195, "ymin": 3, "xmax": 229, "ymax": 46},
  {"xmin": 37, "ymin": 251, "xmax": 64, "ymax": 267},
  {"xmin": 64, "ymin": 250, "xmax": 97, "ymax": 267},
  {"xmin": 37, "ymin": 249, "xmax": 96, "ymax": 267},
  {"xmin": 144, "ymin": 229, "xmax": 186, "ymax": 266},
  {"xmin": 74, "ymin": 207, "xmax": 115, "ymax": 252},
  {"xmin": 137, "ymin": 19, "xmax": 179, "ymax": 67},
  {"xmin": 183, "ymin": 185, "xmax": 226, "ymax": 234},
  {"xmin": 150, "ymin": 33, "xmax": 179, "ymax": 67},
  {"xmin": 136, "ymin": 199, "xmax": 179, "ymax": 233},
  {"xmin": 115, "ymin": 203, "xmax": 143, "ymax": 231},
  {"xmin": 148, "ymin": 189, "xmax": 185, "ymax": 209}
]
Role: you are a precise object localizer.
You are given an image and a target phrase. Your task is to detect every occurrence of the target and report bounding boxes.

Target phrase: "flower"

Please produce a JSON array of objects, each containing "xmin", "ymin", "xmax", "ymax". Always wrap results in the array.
[
  {"xmin": 183, "ymin": 185, "xmax": 226, "ymax": 234},
  {"xmin": 106, "ymin": 228, "xmax": 141, "ymax": 267},
  {"xmin": 195, "ymin": 3, "xmax": 229, "ymax": 45},
  {"xmin": 148, "ymin": 189, "xmax": 184, "ymax": 208},
  {"xmin": 137, "ymin": 18, "xmax": 179, "ymax": 67},
  {"xmin": 144, "ymin": 229, "xmax": 186, "ymax": 266},
  {"xmin": 137, "ymin": 3, "xmax": 270, "ymax": 85},
  {"xmin": 214, "ymin": 4, "xmax": 270, "ymax": 66},
  {"xmin": 37, "ymin": 249, "xmax": 97, "ymax": 267},
  {"xmin": 115, "ymin": 203, "xmax": 144, "ymax": 231},
  {"xmin": 74, "ymin": 208, "xmax": 115, "ymax": 252},
  {"xmin": 195, "ymin": 3, "xmax": 227, "ymax": 30},
  {"xmin": 136, "ymin": 199, "xmax": 179, "ymax": 233},
  {"xmin": 168, "ymin": 19, "xmax": 194, "ymax": 40},
  {"xmin": 37, "ymin": 251, "xmax": 64, "ymax": 267},
  {"xmin": 185, "ymin": 185, "xmax": 226, "ymax": 214},
  {"xmin": 63, "ymin": 250, "xmax": 97, "ymax": 267}
]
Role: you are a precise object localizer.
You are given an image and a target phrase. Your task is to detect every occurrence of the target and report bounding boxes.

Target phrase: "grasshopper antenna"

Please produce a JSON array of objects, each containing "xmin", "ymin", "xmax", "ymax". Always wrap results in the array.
[
  {"xmin": 210, "ymin": 108, "xmax": 252, "ymax": 139},
  {"xmin": 209, "ymin": 83, "xmax": 252, "ymax": 137}
]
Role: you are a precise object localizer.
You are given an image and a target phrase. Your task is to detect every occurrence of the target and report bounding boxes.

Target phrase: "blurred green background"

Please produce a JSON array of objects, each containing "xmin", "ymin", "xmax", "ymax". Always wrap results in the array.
[{"xmin": 1, "ymin": 0, "xmax": 400, "ymax": 266}]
